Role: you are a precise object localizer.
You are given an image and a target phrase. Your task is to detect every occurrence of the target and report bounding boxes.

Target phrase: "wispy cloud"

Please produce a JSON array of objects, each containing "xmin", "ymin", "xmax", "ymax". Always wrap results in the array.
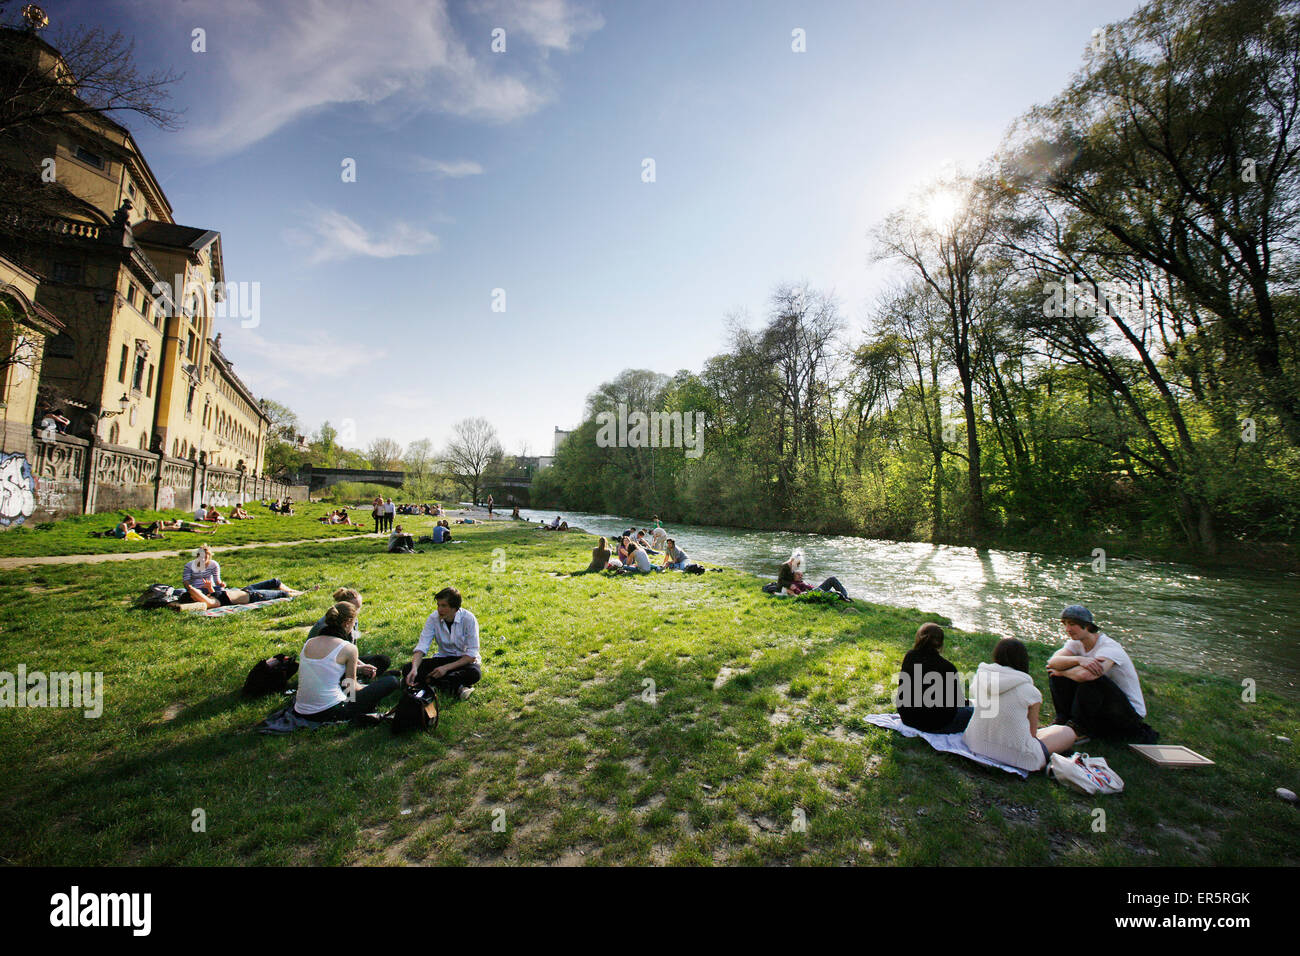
[
  {"xmin": 467, "ymin": 0, "xmax": 605, "ymax": 53},
  {"xmin": 226, "ymin": 327, "xmax": 388, "ymax": 394},
  {"xmin": 411, "ymin": 157, "xmax": 485, "ymax": 178},
  {"xmin": 164, "ymin": 0, "xmax": 602, "ymax": 156},
  {"xmin": 283, "ymin": 206, "xmax": 439, "ymax": 264}
]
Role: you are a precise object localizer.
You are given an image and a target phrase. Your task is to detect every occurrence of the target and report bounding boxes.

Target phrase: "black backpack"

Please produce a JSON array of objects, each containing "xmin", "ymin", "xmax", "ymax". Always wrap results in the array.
[
  {"xmin": 241, "ymin": 654, "xmax": 299, "ymax": 698},
  {"xmin": 136, "ymin": 583, "xmax": 185, "ymax": 608},
  {"xmin": 389, "ymin": 685, "xmax": 439, "ymax": 734}
]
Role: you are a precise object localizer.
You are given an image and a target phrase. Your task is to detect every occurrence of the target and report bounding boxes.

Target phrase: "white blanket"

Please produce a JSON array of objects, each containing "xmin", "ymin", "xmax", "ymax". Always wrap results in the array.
[{"xmin": 863, "ymin": 713, "xmax": 1029, "ymax": 779}]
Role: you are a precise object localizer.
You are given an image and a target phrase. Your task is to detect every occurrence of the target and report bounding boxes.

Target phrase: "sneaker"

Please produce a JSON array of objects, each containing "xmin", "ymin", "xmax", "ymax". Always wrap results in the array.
[{"xmin": 458, "ymin": 686, "xmax": 474, "ymax": 701}]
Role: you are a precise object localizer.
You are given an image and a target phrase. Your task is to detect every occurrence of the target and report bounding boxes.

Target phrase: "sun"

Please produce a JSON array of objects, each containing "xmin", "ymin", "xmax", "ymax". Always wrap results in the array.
[{"xmin": 924, "ymin": 187, "xmax": 964, "ymax": 231}]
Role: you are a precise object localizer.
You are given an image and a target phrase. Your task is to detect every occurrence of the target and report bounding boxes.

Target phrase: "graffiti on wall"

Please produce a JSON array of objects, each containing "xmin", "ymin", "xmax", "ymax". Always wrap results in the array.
[
  {"xmin": 0, "ymin": 452, "xmax": 37, "ymax": 528},
  {"xmin": 158, "ymin": 485, "xmax": 175, "ymax": 510}
]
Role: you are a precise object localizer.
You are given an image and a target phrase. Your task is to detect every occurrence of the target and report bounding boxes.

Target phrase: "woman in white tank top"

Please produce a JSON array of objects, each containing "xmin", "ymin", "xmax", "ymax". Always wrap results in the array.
[{"xmin": 293, "ymin": 602, "xmax": 400, "ymax": 721}]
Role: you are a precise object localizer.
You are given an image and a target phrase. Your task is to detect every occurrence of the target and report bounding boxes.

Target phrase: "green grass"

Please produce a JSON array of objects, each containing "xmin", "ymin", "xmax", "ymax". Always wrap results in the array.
[
  {"xmin": 0, "ymin": 502, "xmax": 401, "ymax": 558},
  {"xmin": 0, "ymin": 521, "xmax": 1296, "ymax": 866}
]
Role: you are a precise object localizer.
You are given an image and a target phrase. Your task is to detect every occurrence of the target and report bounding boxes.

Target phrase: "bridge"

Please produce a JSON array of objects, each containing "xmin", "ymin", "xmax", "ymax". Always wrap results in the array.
[{"xmin": 291, "ymin": 465, "xmax": 535, "ymax": 502}]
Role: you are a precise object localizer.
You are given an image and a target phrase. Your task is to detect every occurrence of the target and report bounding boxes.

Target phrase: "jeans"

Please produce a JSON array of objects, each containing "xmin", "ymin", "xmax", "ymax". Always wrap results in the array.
[
  {"xmin": 1049, "ymin": 674, "xmax": 1148, "ymax": 740},
  {"xmin": 933, "ymin": 705, "xmax": 974, "ymax": 734},
  {"xmin": 403, "ymin": 656, "xmax": 482, "ymax": 697},
  {"xmin": 814, "ymin": 576, "xmax": 849, "ymax": 600},
  {"xmin": 665, "ymin": 559, "xmax": 687, "ymax": 570},
  {"xmin": 215, "ymin": 579, "xmax": 291, "ymax": 604},
  {"xmin": 296, "ymin": 674, "xmax": 401, "ymax": 722}
]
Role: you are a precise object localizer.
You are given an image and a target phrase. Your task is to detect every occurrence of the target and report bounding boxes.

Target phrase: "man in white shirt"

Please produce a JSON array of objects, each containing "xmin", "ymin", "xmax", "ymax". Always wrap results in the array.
[
  {"xmin": 194, "ymin": 502, "xmax": 208, "ymax": 522},
  {"xmin": 1046, "ymin": 604, "xmax": 1157, "ymax": 743},
  {"xmin": 403, "ymin": 587, "xmax": 481, "ymax": 700}
]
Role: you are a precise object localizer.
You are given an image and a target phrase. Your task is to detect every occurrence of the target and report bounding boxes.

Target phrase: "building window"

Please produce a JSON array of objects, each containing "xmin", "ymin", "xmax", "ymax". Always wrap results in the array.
[
  {"xmin": 146, "ymin": 363, "xmax": 154, "ymax": 397},
  {"xmin": 74, "ymin": 145, "xmax": 105, "ymax": 169},
  {"xmin": 108, "ymin": 422, "xmax": 119, "ymax": 444},
  {"xmin": 186, "ymin": 384, "xmax": 196, "ymax": 415},
  {"xmin": 46, "ymin": 333, "xmax": 74, "ymax": 359},
  {"xmin": 51, "ymin": 261, "xmax": 81, "ymax": 283},
  {"xmin": 118, "ymin": 344, "xmax": 128, "ymax": 383}
]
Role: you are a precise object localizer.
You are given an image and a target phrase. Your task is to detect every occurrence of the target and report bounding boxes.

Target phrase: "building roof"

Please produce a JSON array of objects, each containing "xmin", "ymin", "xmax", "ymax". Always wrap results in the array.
[{"xmin": 132, "ymin": 220, "xmax": 220, "ymax": 254}]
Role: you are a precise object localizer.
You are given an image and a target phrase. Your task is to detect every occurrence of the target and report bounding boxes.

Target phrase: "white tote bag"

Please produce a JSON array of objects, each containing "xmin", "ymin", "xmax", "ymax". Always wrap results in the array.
[{"xmin": 1047, "ymin": 752, "xmax": 1125, "ymax": 795}]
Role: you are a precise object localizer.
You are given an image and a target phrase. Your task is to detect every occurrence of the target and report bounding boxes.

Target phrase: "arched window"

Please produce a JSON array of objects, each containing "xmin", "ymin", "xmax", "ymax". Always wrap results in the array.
[{"xmin": 108, "ymin": 422, "xmax": 119, "ymax": 444}]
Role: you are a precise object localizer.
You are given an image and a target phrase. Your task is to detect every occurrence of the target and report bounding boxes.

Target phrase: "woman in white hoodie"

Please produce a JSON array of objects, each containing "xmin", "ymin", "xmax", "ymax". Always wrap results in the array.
[{"xmin": 965, "ymin": 638, "xmax": 1076, "ymax": 772}]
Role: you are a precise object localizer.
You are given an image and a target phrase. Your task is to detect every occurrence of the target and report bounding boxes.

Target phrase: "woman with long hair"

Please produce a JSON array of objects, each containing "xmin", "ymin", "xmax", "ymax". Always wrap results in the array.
[
  {"xmin": 293, "ymin": 602, "xmax": 400, "ymax": 722},
  {"xmin": 965, "ymin": 638, "xmax": 1076, "ymax": 772},
  {"xmin": 896, "ymin": 623, "xmax": 971, "ymax": 734}
]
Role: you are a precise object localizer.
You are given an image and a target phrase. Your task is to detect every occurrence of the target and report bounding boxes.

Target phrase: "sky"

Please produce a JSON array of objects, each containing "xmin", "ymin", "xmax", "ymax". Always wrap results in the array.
[{"xmin": 58, "ymin": 0, "xmax": 1145, "ymax": 457}]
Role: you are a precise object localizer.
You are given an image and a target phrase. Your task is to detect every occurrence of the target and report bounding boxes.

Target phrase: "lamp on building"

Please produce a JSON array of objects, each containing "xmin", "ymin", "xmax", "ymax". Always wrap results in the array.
[{"xmin": 98, "ymin": 393, "xmax": 130, "ymax": 420}]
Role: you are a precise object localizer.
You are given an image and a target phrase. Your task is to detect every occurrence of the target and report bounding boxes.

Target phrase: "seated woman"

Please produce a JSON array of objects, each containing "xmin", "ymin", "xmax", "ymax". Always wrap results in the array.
[
  {"xmin": 616, "ymin": 535, "xmax": 632, "ymax": 566},
  {"xmin": 964, "ymin": 638, "xmax": 1076, "ymax": 772},
  {"xmin": 896, "ymin": 623, "xmax": 971, "ymax": 734},
  {"xmin": 280, "ymin": 499, "xmax": 295, "ymax": 515},
  {"xmin": 268, "ymin": 500, "xmax": 282, "ymax": 513},
  {"xmin": 110, "ymin": 514, "xmax": 141, "ymax": 539},
  {"xmin": 307, "ymin": 588, "xmax": 389, "ymax": 677},
  {"xmin": 181, "ymin": 544, "xmax": 304, "ymax": 610},
  {"xmin": 204, "ymin": 506, "xmax": 229, "ymax": 524},
  {"xmin": 635, "ymin": 531, "xmax": 660, "ymax": 555},
  {"xmin": 660, "ymin": 538, "xmax": 689, "ymax": 570},
  {"xmin": 511, "ymin": 504, "xmax": 521, "ymax": 520},
  {"xmin": 584, "ymin": 536, "xmax": 613, "ymax": 573},
  {"xmin": 619, "ymin": 542, "xmax": 657, "ymax": 574},
  {"xmin": 777, "ymin": 548, "xmax": 850, "ymax": 601},
  {"xmin": 229, "ymin": 503, "xmax": 254, "ymax": 520},
  {"xmin": 293, "ymin": 602, "xmax": 401, "ymax": 723}
]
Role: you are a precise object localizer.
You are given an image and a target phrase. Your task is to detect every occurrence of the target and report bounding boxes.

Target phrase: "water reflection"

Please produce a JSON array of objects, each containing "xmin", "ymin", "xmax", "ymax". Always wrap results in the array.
[{"xmin": 517, "ymin": 509, "xmax": 1300, "ymax": 700}]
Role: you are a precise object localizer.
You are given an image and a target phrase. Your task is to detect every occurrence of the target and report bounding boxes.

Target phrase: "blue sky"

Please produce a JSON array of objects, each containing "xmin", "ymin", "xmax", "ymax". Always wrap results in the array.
[{"xmin": 65, "ymin": 0, "xmax": 1143, "ymax": 456}]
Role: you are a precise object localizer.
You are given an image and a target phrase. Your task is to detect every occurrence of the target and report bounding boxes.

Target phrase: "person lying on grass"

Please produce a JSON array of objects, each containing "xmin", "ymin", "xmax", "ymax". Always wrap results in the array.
[
  {"xmin": 777, "ymin": 548, "xmax": 851, "ymax": 601},
  {"xmin": 965, "ymin": 637, "xmax": 1077, "ymax": 773},
  {"xmin": 1046, "ymin": 604, "xmax": 1158, "ymax": 744},
  {"xmin": 660, "ymin": 538, "xmax": 688, "ymax": 571},
  {"xmin": 293, "ymin": 602, "xmax": 401, "ymax": 723},
  {"xmin": 181, "ymin": 544, "xmax": 306, "ymax": 609},
  {"xmin": 403, "ymin": 586, "xmax": 481, "ymax": 701},
  {"xmin": 159, "ymin": 518, "xmax": 215, "ymax": 534},
  {"xmin": 896, "ymin": 622, "xmax": 972, "ymax": 734}
]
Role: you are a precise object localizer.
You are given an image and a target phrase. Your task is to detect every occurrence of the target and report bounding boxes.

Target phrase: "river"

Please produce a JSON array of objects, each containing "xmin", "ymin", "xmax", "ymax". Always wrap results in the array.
[{"xmin": 516, "ymin": 507, "xmax": 1300, "ymax": 702}]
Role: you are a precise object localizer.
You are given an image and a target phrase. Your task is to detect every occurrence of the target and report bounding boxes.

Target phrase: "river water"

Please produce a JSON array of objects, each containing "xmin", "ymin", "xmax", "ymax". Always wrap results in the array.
[{"xmin": 516, "ymin": 507, "xmax": 1300, "ymax": 702}]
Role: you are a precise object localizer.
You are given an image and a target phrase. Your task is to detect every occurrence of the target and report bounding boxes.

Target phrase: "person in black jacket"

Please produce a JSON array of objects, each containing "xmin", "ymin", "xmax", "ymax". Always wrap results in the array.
[{"xmin": 895, "ymin": 622, "xmax": 972, "ymax": 734}]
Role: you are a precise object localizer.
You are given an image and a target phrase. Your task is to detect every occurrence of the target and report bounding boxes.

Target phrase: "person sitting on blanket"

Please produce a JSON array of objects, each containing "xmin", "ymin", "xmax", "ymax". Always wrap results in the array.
[
  {"xmin": 293, "ymin": 602, "xmax": 401, "ymax": 723},
  {"xmin": 896, "ymin": 622, "xmax": 972, "ymax": 734},
  {"xmin": 964, "ymin": 638, "xmax": 1076, "ymax": 773},
  {"xmin": 432, "ymin": 520, "xmax": 452, "ymax": 543},
  {"xmin": 777, "ymin": 548, "xmax": 851, "ymax": 601},
  {"xmin": 403, "ymin": 586, "xmax": 481, "ymax": 700},
  {"xmin": 181, "ymin": 544, "xmax": 304, "ymax": 609},
  {"xmin": 1046, "ymin": 604, "xmax": 1158, "ymax": 744},
  {"xmin": 229, "ymin": 503, "xmax": 254, "ymax": 520}
]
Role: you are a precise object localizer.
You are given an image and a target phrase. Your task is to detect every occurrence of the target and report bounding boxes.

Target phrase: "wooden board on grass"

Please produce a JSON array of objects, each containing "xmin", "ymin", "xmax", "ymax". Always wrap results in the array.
[{"xmin": 1129, "ymin": 744, "xmax": 1215, "ymax": 767}]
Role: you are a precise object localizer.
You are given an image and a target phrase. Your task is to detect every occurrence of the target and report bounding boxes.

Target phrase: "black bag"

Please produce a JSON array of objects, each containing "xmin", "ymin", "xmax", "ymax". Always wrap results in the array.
[
  {"xmin": 389, "ymin": 685, "xmax": 439, "ymax": 734},
  {"xmin": 241, "ymin": 654, "xmax": 299, "ymax": 698},
  {"xmin": 136, "ymin": 583, "xmax": 184, "ymax": 608},
  {"xmin": 683, "ymin": 564, "xmax": 706, "ymax": 575},
  {"xmin": 761, "ymin": 581, "xmax": 782, "ymax": 594}
]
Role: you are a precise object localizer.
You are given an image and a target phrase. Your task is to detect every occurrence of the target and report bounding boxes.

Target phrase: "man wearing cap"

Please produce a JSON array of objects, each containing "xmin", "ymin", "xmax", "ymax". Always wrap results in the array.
[
  {"xmin": 1046, "ymin": 604, "xmax": 1157, "ymax": 743},
  {"xmin": 403, "ymin": 586, "xmax": 481, "ymax": 700}
]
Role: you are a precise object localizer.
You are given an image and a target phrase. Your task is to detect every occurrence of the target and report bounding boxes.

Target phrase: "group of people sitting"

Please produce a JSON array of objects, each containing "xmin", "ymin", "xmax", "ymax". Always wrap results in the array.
[
  {"xmin": 319, "ymin": 508, "xmax": 361, "ymax": 526},
  {"xmin": 108, "ymin": 513, "xmax": 216, "ymax": 539},
  {"xmin": 895, "ymin": 604, "xmax": 1158, "ymax": 773},
  {"xmin": 581, "ymin": 519, "xmax": 691, "ymax": 574},
  {"xmin": 396, "ymin": 503, "xmax": 443, "ymax": 517},
  {"xmin": 291, "ymin": 586, "xmax": 482, "ymax": 725},
  {"xmin": 181, "ymin": 544, "xmax": 307, "ymax": 609},
  {"xmin": 540, "ymin": 515, "xmax": 570, "ymax": 531},
  {"xmin": 774, "ymin": 548, "xmax": 852, "ymax": 601},
  {"xmin": 265, "ymin": 498, "xmax": 296, "ymax": 514}
]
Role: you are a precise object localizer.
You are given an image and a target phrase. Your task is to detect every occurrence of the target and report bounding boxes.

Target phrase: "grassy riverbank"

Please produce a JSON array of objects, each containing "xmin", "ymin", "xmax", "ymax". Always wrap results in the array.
[{"xmin": 1, "ymin": 521, "xmax": 1295, "ymax": 865}]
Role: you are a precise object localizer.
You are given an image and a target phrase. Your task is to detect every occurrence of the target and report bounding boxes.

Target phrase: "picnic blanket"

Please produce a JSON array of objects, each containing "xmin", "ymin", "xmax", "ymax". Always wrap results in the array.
[
  {"xmin": 256, "ymin": 698, "xmax": 348, "ymax": 735},
  {"xmin": 863, "ymin": 713, "xmax": 1030, "ymax": 779},
  {"xmin": 201, "ymin": 596, "xmax": 298, "ymax": 618}
]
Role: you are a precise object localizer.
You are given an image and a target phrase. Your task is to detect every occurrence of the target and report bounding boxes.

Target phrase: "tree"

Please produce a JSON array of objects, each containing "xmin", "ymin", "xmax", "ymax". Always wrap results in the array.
[
  {"xmin": 442, "ymin": 418, "xmax": 502, "ymax": 505},
  {"xmin": 0, "ymin": 8, "xmax": 183, "ymax": 224},
  {"xmin": 366, "ymin": 437, "xmax": 403, "ymax": 471}
]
